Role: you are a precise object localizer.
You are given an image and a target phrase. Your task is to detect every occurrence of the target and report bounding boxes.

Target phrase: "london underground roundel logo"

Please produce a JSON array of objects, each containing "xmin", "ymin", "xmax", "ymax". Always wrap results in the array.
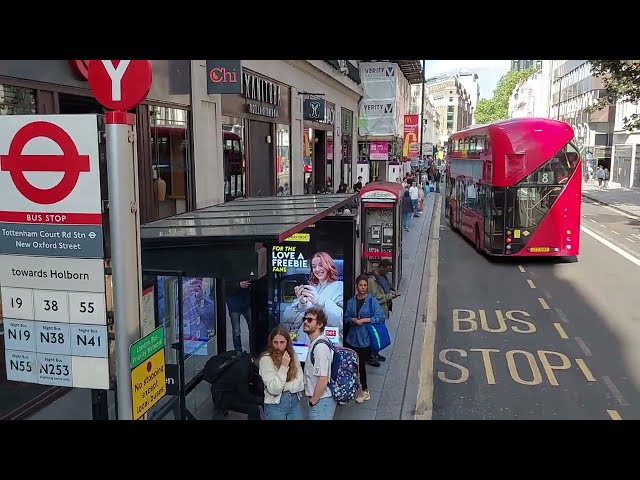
[{"xmin": 0, "ymin": 121, "xmax": 90, "ymax": 205}]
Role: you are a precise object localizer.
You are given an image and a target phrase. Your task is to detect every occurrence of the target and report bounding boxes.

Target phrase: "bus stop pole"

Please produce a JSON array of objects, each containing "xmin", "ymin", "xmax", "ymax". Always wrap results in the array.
[{"xmin": 106, "ymin": 111, "xmax": 143, "ymax": 420}]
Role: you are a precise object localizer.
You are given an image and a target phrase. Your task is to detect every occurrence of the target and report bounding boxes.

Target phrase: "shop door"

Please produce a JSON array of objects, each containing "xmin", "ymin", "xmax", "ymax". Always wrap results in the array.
[{"xmin": 249, "ymin": 121, "xmax": 274, "ymax": 197}]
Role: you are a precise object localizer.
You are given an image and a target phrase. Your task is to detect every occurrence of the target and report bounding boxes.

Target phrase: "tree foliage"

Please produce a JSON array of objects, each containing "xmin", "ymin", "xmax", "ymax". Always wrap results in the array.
[
  {"xmin": 588, "ymin": 60, "xmax": 640, "ymax": 131},
  {"xmin": 475, "ymin": 66, "xmax": 537, "ymax": 124}
]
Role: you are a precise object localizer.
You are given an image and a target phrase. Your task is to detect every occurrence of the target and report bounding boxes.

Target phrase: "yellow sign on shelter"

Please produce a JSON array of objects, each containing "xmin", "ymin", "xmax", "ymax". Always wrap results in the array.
[{"xmin": 131, "ymin": 347, "xmax": 166, "ymax": 420}]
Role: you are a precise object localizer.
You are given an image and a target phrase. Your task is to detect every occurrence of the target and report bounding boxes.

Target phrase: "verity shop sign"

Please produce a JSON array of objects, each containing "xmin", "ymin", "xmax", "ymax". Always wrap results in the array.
[
  {"xmin": 206, "ymin": 60, "xmax": 243, "ymax": 95},
  {"xmin": 0, "ymin": 114, "xmax": 110, "ymax": 390}
]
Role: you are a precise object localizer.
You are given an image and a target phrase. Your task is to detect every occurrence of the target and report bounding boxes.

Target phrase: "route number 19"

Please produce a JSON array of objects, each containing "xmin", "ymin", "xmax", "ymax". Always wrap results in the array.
[{"xmin": 1, "ymin": 287, "xmax": 34, "ymax": 320}]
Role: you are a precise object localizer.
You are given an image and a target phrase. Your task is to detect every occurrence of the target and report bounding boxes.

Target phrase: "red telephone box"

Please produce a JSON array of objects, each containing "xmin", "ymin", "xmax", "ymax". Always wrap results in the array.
[{"xmin": 359, "ymin": 181, "xmax": 405, "ymax": 290}]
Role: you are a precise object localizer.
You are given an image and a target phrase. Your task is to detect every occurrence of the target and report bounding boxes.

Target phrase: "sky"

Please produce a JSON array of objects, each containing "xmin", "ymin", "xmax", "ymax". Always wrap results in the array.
[{"xmin": 423, "ymin": 60, "xmax": 511, "ymax": 99}]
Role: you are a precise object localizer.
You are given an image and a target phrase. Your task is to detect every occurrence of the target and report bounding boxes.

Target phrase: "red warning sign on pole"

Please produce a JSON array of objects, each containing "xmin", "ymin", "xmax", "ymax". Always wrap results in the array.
[
  {"xmin": 88, "ymin": 60, "xmax": 153, "ymax": 111},
  {"xmin": 0, "ymin": 115, "xmax": 103, "ymax": 226}
]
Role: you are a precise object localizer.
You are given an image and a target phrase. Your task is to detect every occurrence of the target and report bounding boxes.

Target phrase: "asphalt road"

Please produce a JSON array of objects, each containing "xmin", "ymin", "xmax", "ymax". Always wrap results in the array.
[
  {"xmin": 432, "ymin": 197, "xmax": 640, "ymax": 420},
  {"xmin": 581, "ymin": 197, "xmax": 640, "ymax": 257}
]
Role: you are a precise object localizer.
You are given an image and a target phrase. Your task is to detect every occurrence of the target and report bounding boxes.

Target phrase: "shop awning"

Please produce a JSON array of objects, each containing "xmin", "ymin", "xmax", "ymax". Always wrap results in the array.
[
  {"xmin": 139, "ymin": 193, "xmax": 358, "ymax": 280},
  {"xmin": 392, "ymin": 60, "xmax": 424, "ymax": 84}
]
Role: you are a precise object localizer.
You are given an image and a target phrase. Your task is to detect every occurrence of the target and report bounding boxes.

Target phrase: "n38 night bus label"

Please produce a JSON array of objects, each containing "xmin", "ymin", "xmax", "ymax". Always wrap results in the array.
[
  {"xmin": 35, "ymin": 322, "xmax": 71, "ymax": 355},
  {"xmin": 36, "ymin": 353, "xmax": 72, "ymax": 386}
]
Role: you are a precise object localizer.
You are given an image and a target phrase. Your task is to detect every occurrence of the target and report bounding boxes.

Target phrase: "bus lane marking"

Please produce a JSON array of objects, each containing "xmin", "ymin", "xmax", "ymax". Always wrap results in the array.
[
  {"xmin": 538, "ymin": 297, "xmax": 550, "ymax": 310},
  {"xmin": 437, "ymin": 347, "xmax": 598, "ymax": 387},
  {"xmin": 607, "ymin": 410, "xmax": 622, "ymax": 420},
  {"xmin": 518, "ymin": 265, "xmax": 526, "ymax": 273},
  {"xmin": 575, "ymin": 358, "xmax": 596, "ymax": 382},
  {"xmin": 553, "ymin": 323, "xmax": 569, "ymax": 339},
  {"xmin": 452, "ymin": 309, "xmax": 536, "ymax": 334},
  {"xmin": 527, "ymin": 279, "xmax": 536, "ymax": 289}
]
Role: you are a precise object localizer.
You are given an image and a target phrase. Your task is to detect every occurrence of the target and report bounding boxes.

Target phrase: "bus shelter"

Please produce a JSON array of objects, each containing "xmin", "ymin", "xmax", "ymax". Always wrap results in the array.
[{"xmin": 138, "ymin": 193, "xmax": 358, "ymax": 420}]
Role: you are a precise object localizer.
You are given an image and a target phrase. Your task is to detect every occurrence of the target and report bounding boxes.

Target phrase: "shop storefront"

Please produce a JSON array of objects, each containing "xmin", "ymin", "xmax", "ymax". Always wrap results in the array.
[
  {"xmin": 220, "ymin": 70, "xmax": 291, "ymax": 199},
  {"xmin": 0, "ymin": 59, "xmax": 196, "ymax": 419},
  {"xmin": 302, "ymin": 96, "xmax": 336, "ymax": 194}
]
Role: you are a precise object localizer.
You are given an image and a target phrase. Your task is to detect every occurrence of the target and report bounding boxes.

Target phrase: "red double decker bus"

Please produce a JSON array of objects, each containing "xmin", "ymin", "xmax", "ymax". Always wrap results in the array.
[{"xmin": 444, "ymin": 118, "xmax": 582, "ymax": 257}]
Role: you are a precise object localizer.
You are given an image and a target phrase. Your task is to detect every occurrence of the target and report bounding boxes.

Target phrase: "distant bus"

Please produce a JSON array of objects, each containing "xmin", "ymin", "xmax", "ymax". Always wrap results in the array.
[{"xmin": 445, "ymin": 117, "xmax": 581, "ymax": 258}]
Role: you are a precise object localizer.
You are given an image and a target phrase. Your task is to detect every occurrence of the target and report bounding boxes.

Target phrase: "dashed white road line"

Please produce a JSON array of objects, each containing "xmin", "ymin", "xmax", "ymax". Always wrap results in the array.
[
  {"xmin": 627, "ymin": 237, "xmax": 635, "ymax": 243},
  {"xmin": 518, "ymin": 265, "xmax": 525, "ymax": 273},
  {"xmin": 574, "ymin": 337, "xmax": 592, "ymax": 357},
  {"xmin": 602, "ymin": 376, "xmax": 630, "ymax": 406},
  {"xmin": 611, "ymin": 230, "xmax": 620, "ymax": 235},
  {"xmin": 527, "ymin": 279, "xmax": 536, "ymax": 289},
  {"xmin": 538, "ymin": 297, "xmax": 550, "ymax": 310},
  {"xmin": 581, "ymin": 225, "xmax": 640, "ymax": 268}
]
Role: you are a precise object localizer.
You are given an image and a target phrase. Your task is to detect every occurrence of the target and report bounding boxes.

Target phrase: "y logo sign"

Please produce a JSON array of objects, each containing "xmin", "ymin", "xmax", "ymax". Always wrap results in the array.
[{"xmin": 88, "ymin": 60, "xmax": 153, "ymax": 111}]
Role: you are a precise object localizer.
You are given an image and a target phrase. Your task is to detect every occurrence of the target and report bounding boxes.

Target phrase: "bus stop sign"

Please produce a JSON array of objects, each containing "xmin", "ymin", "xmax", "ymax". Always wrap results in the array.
[{"xmin": 88, "ymin": 60, "xmax": 153, "ymax": 111}]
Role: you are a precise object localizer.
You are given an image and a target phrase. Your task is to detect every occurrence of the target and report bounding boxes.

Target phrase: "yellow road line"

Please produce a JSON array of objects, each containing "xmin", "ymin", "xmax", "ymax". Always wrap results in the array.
[
  {"xmin": 575, "ymin": 358, "xmax": 596, "ymax": 382},
  {"xmin": 607, "ymin": 409, "xmax": 622, "ymax": 420},
  {"xmin": 415, "ymin": 196, "xmax": 441, "ymax": 420},
  {"xmin": 553, "ymin": 322, "xmax": 569, "ymax": 339}
]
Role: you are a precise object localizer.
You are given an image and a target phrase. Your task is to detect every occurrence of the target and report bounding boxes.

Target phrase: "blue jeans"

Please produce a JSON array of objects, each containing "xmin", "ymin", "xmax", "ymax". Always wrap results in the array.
[
  {"xmin": 308, "ymin": 396, "xmax": 337, "ymax": 420},
  {"xmin": 264, "ymin": 391, "xmax": 304, "ymax": 420},
  {"xmin": 403, "ymin": 212, "xmax": 412, "ymax": 230},
  {"xmin": 229, "ymin": 305, "xmax": 252, "ymax": 353},
  {"xmin": 412, "ymin": 198, "xmax": 418, "ymax": 215}
]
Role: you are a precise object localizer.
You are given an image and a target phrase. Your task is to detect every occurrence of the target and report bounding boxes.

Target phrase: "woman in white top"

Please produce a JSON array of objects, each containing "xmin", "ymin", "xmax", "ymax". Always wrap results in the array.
[
  {"xmin": 282, "ymin": 251, "xmax": 344, "ymax": 345},
  {"xmin": 258, "ymin": 326, "xmax": 305, "ymax": 420}
]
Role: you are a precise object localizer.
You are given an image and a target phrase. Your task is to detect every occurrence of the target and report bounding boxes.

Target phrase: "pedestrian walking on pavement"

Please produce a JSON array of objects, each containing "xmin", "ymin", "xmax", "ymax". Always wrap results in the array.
[
  {"xmin": 343, "ymin": 275, "xmax": 386, "ymax": 404},
  {"xmin": 402, "ymin": 188, "xmax": 413, "ymax": 232}
]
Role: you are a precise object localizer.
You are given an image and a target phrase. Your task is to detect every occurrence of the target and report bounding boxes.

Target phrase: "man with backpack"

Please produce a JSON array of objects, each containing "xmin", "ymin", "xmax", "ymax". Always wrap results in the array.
[
  {"xmin": 303, "ymin": 307, "xmax": 337, "ymax": 420},
  {"xmin": 367, "ymin": 259, "xmax": 399, "ymax": 366}
]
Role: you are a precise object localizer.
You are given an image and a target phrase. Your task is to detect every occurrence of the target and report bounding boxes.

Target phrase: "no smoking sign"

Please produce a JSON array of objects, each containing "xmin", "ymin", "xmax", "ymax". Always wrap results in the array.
[{"xmin": 0, "ymin": 115, "xmax": 103, "ymax": 222}]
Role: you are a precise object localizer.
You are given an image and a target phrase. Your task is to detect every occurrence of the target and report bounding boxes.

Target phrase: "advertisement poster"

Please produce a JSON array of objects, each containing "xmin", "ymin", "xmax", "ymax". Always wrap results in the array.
[
  {"xmin": 156, "ymin": 276, "xmax": 217, "ymax": 357},
  {"xmin": 369, "ymin": 141, "xmax": 389, "ymax": 161},
  {"xmin": 270, "ymin": 234, "xmax": 344, "ymax": 361},
  {"xmin": 403, "ymin": 114, "xmax": 419, "ymax": 159}
]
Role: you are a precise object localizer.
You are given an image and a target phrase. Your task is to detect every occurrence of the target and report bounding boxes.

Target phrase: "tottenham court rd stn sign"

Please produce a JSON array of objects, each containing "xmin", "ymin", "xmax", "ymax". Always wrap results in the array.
[{"xmin": 0, "ymin": 114, "xmax": 111, "ymax": 390}]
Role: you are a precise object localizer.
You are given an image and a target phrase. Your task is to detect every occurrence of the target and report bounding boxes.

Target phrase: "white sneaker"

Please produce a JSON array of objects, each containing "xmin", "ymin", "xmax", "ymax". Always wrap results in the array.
[{"xmin": 355, "ymin": 390, "xmax": 371, "ymax": 404}]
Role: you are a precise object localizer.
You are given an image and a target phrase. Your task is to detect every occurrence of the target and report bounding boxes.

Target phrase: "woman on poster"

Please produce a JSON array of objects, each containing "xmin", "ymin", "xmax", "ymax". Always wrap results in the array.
[{"xmin": 282, "ymin": 251, "xmax": 344, "ymax": 344}]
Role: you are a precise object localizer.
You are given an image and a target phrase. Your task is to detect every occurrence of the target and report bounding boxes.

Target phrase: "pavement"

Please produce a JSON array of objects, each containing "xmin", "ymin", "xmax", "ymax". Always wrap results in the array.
[
  {"xmin": 428, "ymin": 194, "xmax": 640, "ymax": 420},
  {"xmin": 335, "ymin": 192, "xmax": 438, "ymax": 420},
  {"xmin": 582, "ymin": 182, "xmax": 640, "ymax": 218}
]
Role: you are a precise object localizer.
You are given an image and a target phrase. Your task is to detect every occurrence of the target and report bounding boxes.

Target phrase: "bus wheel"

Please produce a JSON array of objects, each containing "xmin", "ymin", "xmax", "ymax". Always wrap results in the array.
[{"xmin": 474, "ymin": 226, "xmax": 481, "ymax": 252}]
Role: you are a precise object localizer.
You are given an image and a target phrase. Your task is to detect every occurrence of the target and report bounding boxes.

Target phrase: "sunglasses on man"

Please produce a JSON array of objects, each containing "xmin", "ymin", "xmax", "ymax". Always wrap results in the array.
[{"xmin": 303, "ymin": 316, "xmax": 316, "ymax": 323}]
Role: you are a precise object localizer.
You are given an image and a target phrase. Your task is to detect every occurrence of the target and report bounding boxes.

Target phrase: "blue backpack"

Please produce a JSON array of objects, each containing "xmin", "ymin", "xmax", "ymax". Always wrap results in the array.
[{"xmin": 310, "ymin": 338, "xmax": 360, "ymax": 405}]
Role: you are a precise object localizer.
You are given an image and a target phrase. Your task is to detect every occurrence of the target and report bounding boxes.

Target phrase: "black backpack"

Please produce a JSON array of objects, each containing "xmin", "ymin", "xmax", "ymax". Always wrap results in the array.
[{"xmin": 203, "ymin": 350, "xmax": 264, "ymax": 399}]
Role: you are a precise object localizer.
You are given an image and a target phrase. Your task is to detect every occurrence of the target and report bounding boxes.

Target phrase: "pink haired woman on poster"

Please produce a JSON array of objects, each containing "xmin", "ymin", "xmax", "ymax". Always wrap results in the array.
[{"xmin": 282, "ymin": 251, "xmax": 344, "ymax": 345}]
